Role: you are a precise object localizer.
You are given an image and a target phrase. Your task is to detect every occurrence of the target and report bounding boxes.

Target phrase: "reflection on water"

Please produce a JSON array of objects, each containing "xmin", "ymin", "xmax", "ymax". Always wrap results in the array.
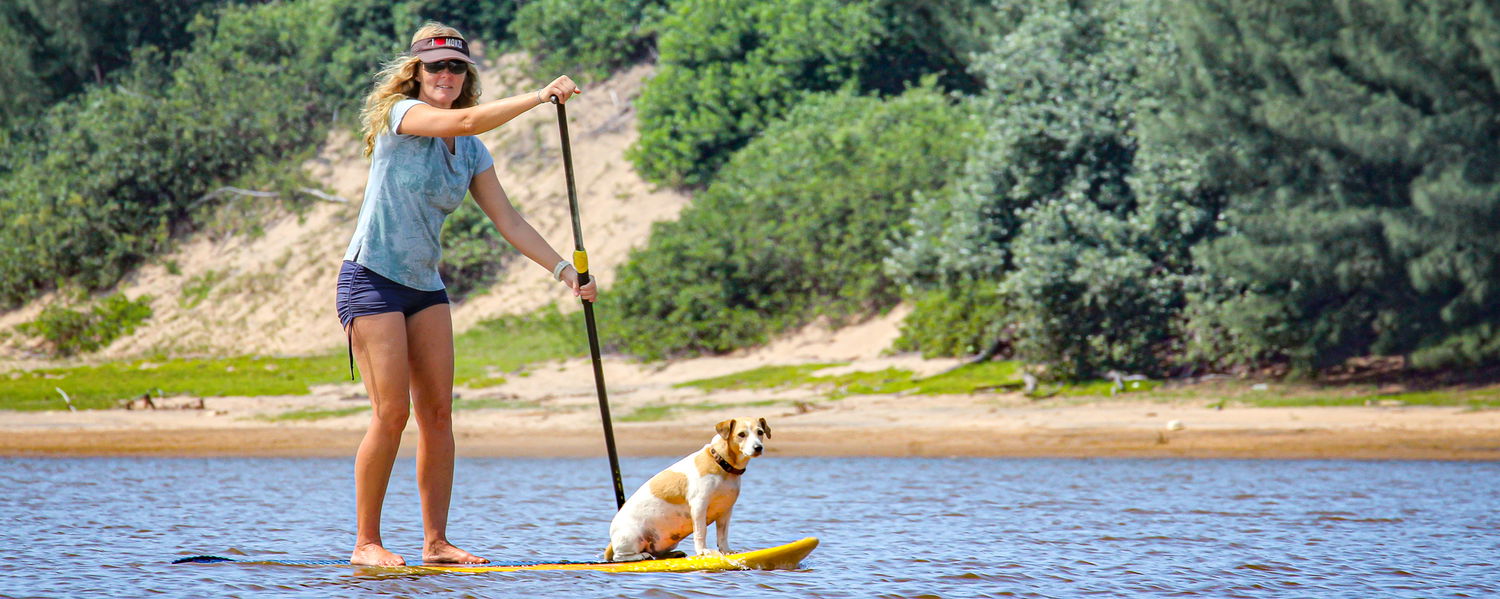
[{"xmin": 2, "ymin": 456, "xmax": 1498, "ymax": 598}]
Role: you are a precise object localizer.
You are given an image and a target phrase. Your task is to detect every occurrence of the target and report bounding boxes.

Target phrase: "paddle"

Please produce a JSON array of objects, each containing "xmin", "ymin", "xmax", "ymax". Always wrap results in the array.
[{"xmin": 551, "ymin": 95, "xmax": 627, "ymax": 510}]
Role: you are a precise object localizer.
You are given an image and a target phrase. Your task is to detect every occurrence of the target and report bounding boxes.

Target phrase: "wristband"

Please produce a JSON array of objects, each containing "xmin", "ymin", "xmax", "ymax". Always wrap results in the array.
[
  {"xmin": 537, "ymin": 89, "xmax": 548, "ymax": 104},
  {"xmin": 552, "ymin": 260, "xmax": 572, "ymax": 281}
]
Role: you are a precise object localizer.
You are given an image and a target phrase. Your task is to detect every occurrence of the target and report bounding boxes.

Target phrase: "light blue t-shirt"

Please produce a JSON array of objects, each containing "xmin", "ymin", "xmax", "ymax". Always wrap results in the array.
[{"xmin": 343, "ymin": 98, "xmax": 495, "ymax": 291}]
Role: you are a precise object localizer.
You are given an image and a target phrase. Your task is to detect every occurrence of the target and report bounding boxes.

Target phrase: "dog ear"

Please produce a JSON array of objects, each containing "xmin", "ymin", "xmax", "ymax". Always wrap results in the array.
[
  {"xmin": 716, "ymin": 419, "xmax": 736, "ymax": 440},
  {"xmin": 759, "ymin": 417, "xmax": 771, "ymax": 438}
]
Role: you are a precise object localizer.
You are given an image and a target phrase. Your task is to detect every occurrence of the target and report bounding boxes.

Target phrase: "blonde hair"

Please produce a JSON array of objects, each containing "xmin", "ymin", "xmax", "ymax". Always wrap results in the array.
[{"xmin": 360, "ymin": 22, "xmax": 482, "ymax": 157}]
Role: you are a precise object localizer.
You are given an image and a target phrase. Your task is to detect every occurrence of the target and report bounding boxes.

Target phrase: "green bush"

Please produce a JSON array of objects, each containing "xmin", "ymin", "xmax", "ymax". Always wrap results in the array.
[
  {"xmin": 399, "ymin": 0, "xmax": 520, "ymax": 47},
  {"xmin": 509, "ymin": 0, "xmax": 665, "ymax": 81},
  {"xmin": 439, "ymin": 196, "xmax": 516, "ymax": 301},
  {"xmin": 888, "ymin": 0, "xmax": 1216, "ymax": 376},
  {"xmin": 858, "ymin": 0, "xmax": 1011, "ymax": 95},
  {"xmin": 892, "ymin": 280, "xmax": 1008, "ymax": 359},
  {"xmin": 0, "ymin": 0, "xmax": 221, "ymax": 129},
  {"xmin": 17, "ymin": 293, "xmax": 154, "ymax": 357},
  {"xmin": 1162, "ymin": 0, "xmax": 1500, "ymax": 372},
  {"xmin": 627, "ymin": 0, "xmax": 881, "ymax": 187},
  {"xmin": 606, "ymin": 85, "xmax": 974, "ymax": 359},
  {"xmin": 0, "ymin": 0, "xmax": 396, "ymax": 309}
]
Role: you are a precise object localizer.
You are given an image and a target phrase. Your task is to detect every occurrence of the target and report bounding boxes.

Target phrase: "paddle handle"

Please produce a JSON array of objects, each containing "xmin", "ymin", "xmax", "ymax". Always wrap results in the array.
[{"xmin": 552, "ymin": 95, "xmax": 627, "ymax": 511}]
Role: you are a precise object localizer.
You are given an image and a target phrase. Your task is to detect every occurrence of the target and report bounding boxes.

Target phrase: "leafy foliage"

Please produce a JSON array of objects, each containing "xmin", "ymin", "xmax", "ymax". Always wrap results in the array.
[
  {"xmin": 1161, "ymin": 0, "xmax": 1500, "ymax": 371},
  {"xmin": 892, "ymin": 280, "xmax": 1008, "ymax": 359},
  {"xmin": 858, "ymin": 0, "xmax": 1013, "ymax": 95},
  {"xmin": 509, "ymin": 0, "xmax": 666, "ymax": 81},
  {"xmin": 16, "ymin": 293, "xmax": 153, "ymax": 357},
  {"xmin": 399, "ymin": 0, "xmax": 520, "ymax": 47},
  {"xmin": 606, "ymin": 86, "xmax": 974, "ymax": 358},
  {"xmin": 0, "ymin": 0, "xmax": 395, "ymax": 308},
  {"xmin": 439, "ymin": 196, "xmax": 516, "ymax": 301},
  {"xmin": 889, "ymin": 0, "xmax": 1217, "ymax": 377},
  {"xmin": 0, "ymin": 0, "xmax": 222, "ymax": 128},
  {"xmin": 628, "ymin": 0, "xmax": 881, "ymax": 187},
  {"xmin": 628, "ymin": 0, "xmax": 1011, "ymax": 188}
]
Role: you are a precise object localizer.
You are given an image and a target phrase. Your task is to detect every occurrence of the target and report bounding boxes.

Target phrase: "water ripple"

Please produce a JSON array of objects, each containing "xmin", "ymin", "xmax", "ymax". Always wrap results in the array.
[{"xmin": 2, "ymin": 458, "xmax": 1500, "ymax": 598}]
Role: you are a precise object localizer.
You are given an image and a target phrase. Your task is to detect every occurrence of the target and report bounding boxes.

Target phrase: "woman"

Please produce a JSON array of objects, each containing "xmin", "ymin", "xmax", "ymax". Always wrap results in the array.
[{"xmin": 338, "ymin": 22, "xmax": 590, "ymax": 566}]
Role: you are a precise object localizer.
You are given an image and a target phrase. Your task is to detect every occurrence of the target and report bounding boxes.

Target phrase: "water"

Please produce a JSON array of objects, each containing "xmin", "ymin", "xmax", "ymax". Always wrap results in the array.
[{"xmin": 1, "ymin": 457, "xmax": 1497, "ymax": 598}]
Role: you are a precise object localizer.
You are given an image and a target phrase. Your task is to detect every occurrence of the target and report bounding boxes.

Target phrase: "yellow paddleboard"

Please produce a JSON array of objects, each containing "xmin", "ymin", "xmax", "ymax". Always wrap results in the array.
[
  {"xmin": 415, "ymin": 537, "xmax": 819, "ymax": 574},
  {"xmin": 175, "ymin": 537, "xmax": 819, "ymax": 573}
]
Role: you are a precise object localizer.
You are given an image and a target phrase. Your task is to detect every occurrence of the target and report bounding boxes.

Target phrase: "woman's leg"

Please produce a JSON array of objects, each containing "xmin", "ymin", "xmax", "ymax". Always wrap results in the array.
[
  {"xmin": 348, "ymin": 312, "xmax": 412, "ymax": 566},
  {"xmin": 406, "ymin": 303, "xmax": 487, "ymax": 564}
]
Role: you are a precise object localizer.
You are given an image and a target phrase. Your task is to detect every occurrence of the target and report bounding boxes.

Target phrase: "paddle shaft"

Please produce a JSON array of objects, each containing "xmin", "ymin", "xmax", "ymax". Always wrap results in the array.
[{"xmin": 552, "ymin": 97, "xmax": 627, "ymax": 510}]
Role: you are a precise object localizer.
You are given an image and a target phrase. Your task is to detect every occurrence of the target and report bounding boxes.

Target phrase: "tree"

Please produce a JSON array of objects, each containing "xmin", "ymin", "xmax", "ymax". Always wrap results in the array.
[
  {"xmin": 508, "ymin": 0, "xmax": 665, "ymax": 81},
  {"xmin": 1162, "ymin": 0, "xmax": 1500, "ymax": 371},
  {"xmin": 0, "ymin": 0, "xmax": 395, "ymax": 307},
  {"xmin": 607, "ymin": 86, "xmax": 974, "ymax": 358},
  {"xmin": 628, "ymin": 0, "xmax": 880, "ymax": 187},
  {"xmin": 889, "ymin": 0, "xmax": 1218, "ymax": 376},
  {"xmin": 0, "ymin": 0, "xmax": 220, "ymax": 126}
]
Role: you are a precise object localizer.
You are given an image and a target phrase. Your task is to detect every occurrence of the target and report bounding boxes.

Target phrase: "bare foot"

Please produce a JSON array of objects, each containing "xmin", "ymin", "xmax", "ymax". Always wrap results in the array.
[
  {"xmin": 351, "ymin": 543, "xmax": 405, "ymax": 566},
  {"xmin": 423, "ymin": 540, "xmax": 489, "ymax": 564}
]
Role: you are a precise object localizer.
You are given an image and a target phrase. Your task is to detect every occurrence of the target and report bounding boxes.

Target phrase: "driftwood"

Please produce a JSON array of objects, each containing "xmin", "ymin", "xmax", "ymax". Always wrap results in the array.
[
  {"xmin": 121, "ymin": 394, "xmax": 205, "ymax": 410},
  {"xmin": 55, "ymin": 387, "xmax": 76, "ymax": 412},
  {"xmin": 190, "ymin": 186, "xmax": 349, "ymax": 211},
  {"xmin": 123, "ymin": 393, "xmax": 156, "ymax": 410}
]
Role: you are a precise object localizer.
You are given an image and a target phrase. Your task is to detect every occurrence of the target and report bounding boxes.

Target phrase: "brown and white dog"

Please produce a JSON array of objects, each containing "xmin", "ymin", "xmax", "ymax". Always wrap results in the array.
[{"xmin": 603, "ymin": 417, "xmax": 771, "ymax": 561}]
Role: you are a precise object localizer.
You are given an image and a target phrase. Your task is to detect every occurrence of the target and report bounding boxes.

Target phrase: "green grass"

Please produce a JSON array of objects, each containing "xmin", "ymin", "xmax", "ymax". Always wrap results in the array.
[
  {"xmin": 0, "ymin": 304, "xmax": 593, "ymax": 412},
  {"xmin": 672, "ymin": 360, "xmax": 1167, "ymax": 399},
  {"xmin": 672, "ymin": 363, "xmax": 848, "ymax": 392},
  {"xmin": 675, "ymin": 361, "xmax": 1029, "ymax": 397},
  {"xmin": 813, "ymin": 368, "xmax": 918, "ymax": 398},
  {"xmin": 452, "ymin": 398, "xmax": 539, "ymax": 411},
  {"xmin": 256, "ymin": 405, "xmax": 368, "ymax": 422},
  {"xmin": 1239, "ymin": 386, "xmax": 1500, "ymax": 408},
  {"xmin": 452, "ymin": 305, "xmax": 589, "ymax": 387},
  {"xmin": 908, "ymin": 362, "xmax": 1025, "ymax": 395},
  {"xmin": 1, "ymin": 354, "xmax": 350, "ymax": 411},
  {"xmin": 179, "ymin": 270, "xmax": 226, "ymax": 309},
  {"xmin": 255, "ymin": 398, "xmax": 539, "ymax": 422},
  {"xmin": 620, "ymin": 400, "xmax": 782, "ymax": 422}
]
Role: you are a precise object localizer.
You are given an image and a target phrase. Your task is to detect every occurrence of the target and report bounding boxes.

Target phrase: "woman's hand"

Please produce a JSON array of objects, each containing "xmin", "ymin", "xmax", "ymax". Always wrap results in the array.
[
  {"xmin": 561, "ymin": 266, "xmax": 598, "ymax": 302},
  {"xmin": 537, "ymin": 75, "xmax": 582, "ymax": 104}
]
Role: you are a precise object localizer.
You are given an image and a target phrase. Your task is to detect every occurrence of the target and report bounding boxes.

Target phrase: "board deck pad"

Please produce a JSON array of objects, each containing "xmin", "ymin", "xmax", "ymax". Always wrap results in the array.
[{"xmin": 174, "ymin": 537, "xmax": 819, "ymax": 573}]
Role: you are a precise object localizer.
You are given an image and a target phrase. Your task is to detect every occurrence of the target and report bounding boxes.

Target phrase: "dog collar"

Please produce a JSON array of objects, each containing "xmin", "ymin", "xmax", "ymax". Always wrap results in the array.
[{"xmin": 709, "ymin": 447, "xmax": 746, "ymax": 475}]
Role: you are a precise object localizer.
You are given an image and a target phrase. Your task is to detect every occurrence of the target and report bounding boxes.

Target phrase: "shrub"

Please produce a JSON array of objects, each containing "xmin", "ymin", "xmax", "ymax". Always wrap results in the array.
[
  {"xmin": 606, "ymin": 85, "xmax": 974, "ymax": 359},
  {"xmin": 508, "ymin": 0, "xmax": 666, "ymax": 81},
  {"xmin": 1163, "ymin": 0, "xmax": 1500, "ymax": 372},
  {"xmin": 0, "ymin": 0, "xmax": 220, "ymax": 129},
  {"xmin": 627, "ymin": 0, "xmax": 881, "ymax": 187},
  {"xmin": 892, "ymin": 280, "xmax": 1009, "ymax": 359},
  {"xmin": 17, "ymin": 293, "xmax": 154, "ymax": 357},
  {"xmin": 888, "ymin": 0, "xmax": 1217, "ymax": 376},
  {"xmin": 399, "ymin": 0, "xmax": 520, "ymax": 47},
  {"xmin": 439, "ymin": 197, "xmax": 515, "ymax": 301},
  {"xmin": 0, "ymin": 0, "xmax": 395, "ymax": 308}
]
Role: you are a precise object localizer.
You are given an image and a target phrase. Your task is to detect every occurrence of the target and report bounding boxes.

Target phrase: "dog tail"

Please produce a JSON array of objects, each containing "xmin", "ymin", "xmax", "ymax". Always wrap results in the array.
[{"xmin": 603, "ymin": 543, "xmax": 614, "ymax": 562}]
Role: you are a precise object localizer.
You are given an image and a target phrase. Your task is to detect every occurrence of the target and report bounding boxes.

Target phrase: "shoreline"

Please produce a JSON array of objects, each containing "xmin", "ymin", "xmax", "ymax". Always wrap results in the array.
[
  {"xmin": 7, "ymin": 353, "xmax": 1500, "ymax": 462},
  {"xmin": 6, "ymin": 410, "xmax": 1498, "ymax": 460}
]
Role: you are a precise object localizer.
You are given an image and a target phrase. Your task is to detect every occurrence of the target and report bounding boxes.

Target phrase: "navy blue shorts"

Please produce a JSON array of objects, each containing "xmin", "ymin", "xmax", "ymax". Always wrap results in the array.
[{"xmin": 336, "ymin": 260, "xmax": 449, "ymax": 329}]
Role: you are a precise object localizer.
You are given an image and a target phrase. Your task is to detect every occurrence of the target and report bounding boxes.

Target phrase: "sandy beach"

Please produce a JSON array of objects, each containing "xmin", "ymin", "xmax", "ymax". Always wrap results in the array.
[{"xmin": 6, "ymin": 349, "xmax": 1499, "ymax": 460}]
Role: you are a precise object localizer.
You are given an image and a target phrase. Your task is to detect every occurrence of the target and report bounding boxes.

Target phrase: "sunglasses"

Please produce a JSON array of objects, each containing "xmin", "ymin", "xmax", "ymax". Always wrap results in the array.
[{"xmin": 421, "ymin": 60, "xmax": 468, "ymax": 75}]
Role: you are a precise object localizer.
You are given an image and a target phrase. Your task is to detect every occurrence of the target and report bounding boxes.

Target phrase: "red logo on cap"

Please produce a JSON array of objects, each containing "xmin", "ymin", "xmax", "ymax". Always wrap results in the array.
[{"xmin": 434, "ymin": 38, "xmax": 447, "ymax": 46}]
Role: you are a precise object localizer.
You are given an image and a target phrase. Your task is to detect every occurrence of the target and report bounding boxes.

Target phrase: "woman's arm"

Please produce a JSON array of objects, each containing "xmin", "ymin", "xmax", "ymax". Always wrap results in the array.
[
  {"xmin": 469, "ymin": 165, "xmax": 597, "ymax": 301},
  {"xmin": 399, "ymin": 75, "xmax": 581, "ymax": 138}
]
